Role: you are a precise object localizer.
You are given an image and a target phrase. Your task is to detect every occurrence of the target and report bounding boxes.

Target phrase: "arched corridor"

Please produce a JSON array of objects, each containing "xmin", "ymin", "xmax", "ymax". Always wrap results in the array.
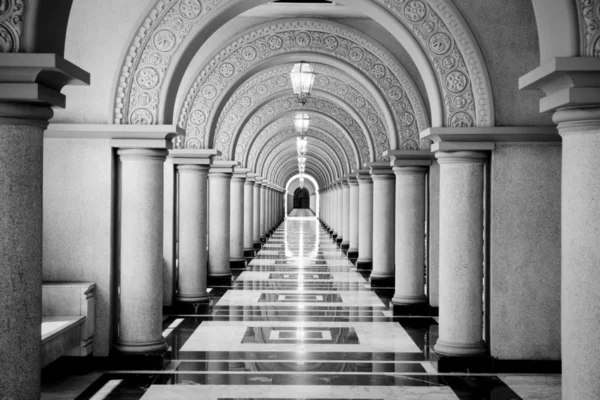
[{"xmin": 0, "ymin": 1, "xmax": 598, "ymax": 399}]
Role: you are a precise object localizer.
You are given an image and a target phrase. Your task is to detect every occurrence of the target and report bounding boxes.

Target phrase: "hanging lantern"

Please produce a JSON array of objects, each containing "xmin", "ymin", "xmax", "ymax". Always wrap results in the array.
[
  {"xmin": 290, "ymin": 62, "xmax": 315, "ymax": 105},
  {"xmin": 299, "ymin": 164, "xmax": 306, "ymax": 174},
  {"xmin": 296, "ymin": 136, "xmax": 308, "ymax": 157},
  {"xmin": 298, "ymin": 156, "xmax": 306, "ymax": 168},
  {"xmin": 299, "ymin": 176, "xmax": 305, "ymax": 188},
  {"xmin": 294, "ymin": 113, "xmax": 310, "ymax": 134}
]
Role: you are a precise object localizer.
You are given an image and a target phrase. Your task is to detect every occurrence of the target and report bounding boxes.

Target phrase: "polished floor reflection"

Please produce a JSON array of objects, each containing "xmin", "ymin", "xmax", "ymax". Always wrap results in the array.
[{"xmin": 42, "ymin": 211, "xmax": 561, "ymax": 399}]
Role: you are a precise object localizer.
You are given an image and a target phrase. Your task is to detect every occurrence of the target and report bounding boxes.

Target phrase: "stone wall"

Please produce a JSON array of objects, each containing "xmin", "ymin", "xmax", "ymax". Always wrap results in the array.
[{"xmin": 489, "ymin": 142, "xmax": 561, "ymax": 360}]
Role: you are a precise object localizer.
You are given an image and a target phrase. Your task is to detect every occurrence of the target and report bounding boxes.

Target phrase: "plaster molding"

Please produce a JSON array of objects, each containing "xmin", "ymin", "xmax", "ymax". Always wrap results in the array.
[
  {"xmin": 0, "ymin": 0, "xmax": 25, "ymax": 52},
  {"xmin": 578, "ymin": 0, "xmax": 600, "ymax": 56}
]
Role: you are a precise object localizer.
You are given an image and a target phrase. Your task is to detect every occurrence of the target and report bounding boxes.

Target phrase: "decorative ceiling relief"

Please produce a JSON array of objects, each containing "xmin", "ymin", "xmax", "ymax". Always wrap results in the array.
[
  {"xmin": 115, "ymin": 0, "xmax": 492, "ymax": 129},
  {"xmin": 375, "ymin": 0, "xmax": 487, "ymax": 127},
  {"xmin": 256, "ymin": 130, "xmax": 350, "ymax": 180},
  {"xmin": 247, "ymin": 124, "xmax": 358, "ymax": 173},
  {"xmin": 0, "ymin": 0, "xmax": 25, "ymax": 52},
  {"xmin": 579, "ymin": 0, "xmax": 600, "ymax": 56},
  {"xmin": 267, "ymin": 144, "xmax": 337, "ymax": 186},
  {"xmin": 180, "ymin": 20, "xmax": 427, "ymax": 152},
  {"xmin": 215, "ymin": 94, "xmax": 377, "ymax": 164}
]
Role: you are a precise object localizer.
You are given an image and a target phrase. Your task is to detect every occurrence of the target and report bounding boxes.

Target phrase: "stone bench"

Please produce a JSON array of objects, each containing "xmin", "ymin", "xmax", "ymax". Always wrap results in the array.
[{"xmin": 41, "ymin": 282, "xmax": 96, "ymax": 367}]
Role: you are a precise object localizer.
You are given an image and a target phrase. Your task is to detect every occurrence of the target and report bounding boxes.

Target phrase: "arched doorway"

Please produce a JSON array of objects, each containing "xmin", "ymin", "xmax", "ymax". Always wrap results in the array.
[{"xmin": 293, "ymin": 188, "xmax": 310, "ymax": 209}]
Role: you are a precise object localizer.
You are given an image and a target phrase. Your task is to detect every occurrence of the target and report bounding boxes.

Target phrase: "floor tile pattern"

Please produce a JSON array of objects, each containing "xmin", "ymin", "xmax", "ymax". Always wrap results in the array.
[{"xmin": 42, "ymin": 211, "xmax": 561, "ymax": 400}]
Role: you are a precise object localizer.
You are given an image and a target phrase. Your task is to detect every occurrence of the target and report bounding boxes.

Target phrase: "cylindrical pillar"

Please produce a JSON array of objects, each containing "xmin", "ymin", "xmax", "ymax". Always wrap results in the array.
[
  {"xmin": 253, "ymin": 177, "xmax": 263, "ymax": 249},
  {"xmin": 177, "ymin": 164, "xmax": 210, "ymax": 302},
  {"xmin": 243, "ymin": 174, "xmax": 256, "ymax": 257},
  {"xmin": 391, "ymin": 166, "xmax": 428, "ymax": 312},
  {"xmin": 554, "ymin": 107, "xmax": 600, "ymax": 399},
  {"xmin": 370, "ymin": 166, "xmax": 395, "ymax": 287},
  {"xmin": 356, "ymin": 171, "xmax": 373, "ymax": 271},
  {"xmin": 336, "ymin": 181, "xmax": 344, "ymax": 246},
  {"xmin": 348, "ymin": 176, "xmax": 359, "ymax": 261},
  {"xmin": 116, "ymin": 148, "xmax": 168, "ymax": 354},
  {"xmin": 0, "ymin": 104, "xmax": 50, "ymax": 399},
  {"xmin": 230, "ymin": 168, "xmax": 248, "ymax": 269},
  {"xmin": 341, "ymin": 179, "xmax": 350, "ymax": 252},
  {"xmin": 208, "ymin": 162, "xmax": 235, "ymax": 284},
  {"xmin": 260, "ymin": 183, "xmax": 267, "ymax": 241},
  {"xmin": 433, "ymin": 151, "xmax": 487, "ymax": 357}
]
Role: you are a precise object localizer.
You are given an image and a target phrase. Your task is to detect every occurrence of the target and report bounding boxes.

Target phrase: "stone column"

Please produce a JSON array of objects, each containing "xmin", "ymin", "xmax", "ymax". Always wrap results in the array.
[
  {"xmin": 556, "ymin": 107, "xmax": 600, "ymax": 399},
  {"xmin": 170, "ymin": 149, "xmax": 217, "ymax": 304},
  {"xmin": 208, "ymin": 161, "xmax": 237, "ymax": 285},
  {"xmin": 230, "ymin": 167, "xmax": 248, "ymax": 269},
  {"xmin": 253, "ymin": 177, "xmax": 263, "ymax": 249},
  {"xmin": 433, "ymin": 151, "xmax": 487, "ymax": 358},
  {"xmin": 348, "ymin": 175, "xmax": 360, "ymax": 262},
  {"xmin": 336, "ymin": 181, "xmax": 344, "ymax": 246},
  {"xmin": 341, "ymin": 178, "xmax": 351, "ymax": 252},
  {"xmin": 369, "ymin": 164, "xmax": 395, "ymax": 287},
  {"xmin": 331, "ymin": 184, "xmax": 339, "ymax": 239},
  {"xmin": 391, "ymin": 165, "xmax": 429, "ymax": 315},
  {"xmin": 0, "ymin": 54, "xmax": 88, "ymax": 398},
  {"xmin": 356, "ymin": 170, "xmax": 373, "ymax": 271},
  {"xmin": 260, "ymin": 182, "xmax": 268, "ymax": 242},
  {"xmin": 244, "ymin": 173, "xmax": 256, "ymax": 257},
  {"xmin": 115, "ymin": 145, "xmax": 171, "ymax": 355}
]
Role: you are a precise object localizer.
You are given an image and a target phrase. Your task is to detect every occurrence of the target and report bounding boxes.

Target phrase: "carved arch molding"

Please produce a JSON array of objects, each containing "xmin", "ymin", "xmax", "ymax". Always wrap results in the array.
[
  {"xmin": 0, "ymin": 0, "xmax": 24, "ymax": 52},
  {"xmin": 114, "ymin": 0, "xmax": 493, "ymax": 132}
]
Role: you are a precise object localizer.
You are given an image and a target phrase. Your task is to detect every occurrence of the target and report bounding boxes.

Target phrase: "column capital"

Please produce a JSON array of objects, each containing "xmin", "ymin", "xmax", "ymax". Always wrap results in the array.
[
  {"xmin": 209, "ymin": 160, "xmax": 238, "ymax": 175},
  {"xmin": 347, "ymin": 174, "xmax": 358, "ymax": 185},
  {"xmin": 341, "ymin": 178, "xmax": 350, "ymax": 187},
  {"xmin": 420, "ymin": 127, "xmax": 559, "ymax": 153},
  {"xmin": 169, "ymin": 149, "xmax": 219, "ymax": 165},
  {"xmin": 354, "ymin": 169, "xmax": 372, "ymax": 183},
  {"xmin": 520, "ymin": 57, "xmax": 600, "ymax": 113},
  {"xmin": 232, "ymin": 167, "xmax": 250, "ymax": 181},
  {"xmin": 246, "ymin": 172, "xmax": 258, "ymax": 183},
  {"xmin": 116, "ymin": 148, "xmax": 168, "ymax": 161},
  {"xmin": 553, "ymin": 106, "xmax": 600, "ymax": 136},
  {"xmin": 435, "ymin": 151, "xmax": 488, "ymax": 165},
  {"xmin": 367, "ymin": 162, "xmax": 394, "ymax": 177},
  {"xmin": 109, "ymin": 125, "xmax": 184, "ymax": 150},
  {"xmin": 384, "ymin": 150, "xmax": 434, "ymax": 167},
  {"xmin": 255, "ymin": 176, "xmax": 264, "ymax": 186}
]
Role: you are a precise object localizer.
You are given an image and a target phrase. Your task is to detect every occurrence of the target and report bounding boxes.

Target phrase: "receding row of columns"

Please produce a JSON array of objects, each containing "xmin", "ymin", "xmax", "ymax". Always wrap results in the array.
[
  {"xmin": 318, "ymin": 150, "xmax": 488, "ymax": 362},
  {"xmin": 114, "ymin": 149, "xmax": 285, "ymax": 358}
]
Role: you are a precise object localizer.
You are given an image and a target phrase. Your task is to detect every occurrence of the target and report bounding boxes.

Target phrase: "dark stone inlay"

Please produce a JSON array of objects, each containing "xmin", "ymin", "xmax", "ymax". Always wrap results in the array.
[
  {"xmin": 241, "ymin": 327, "xmax": 360, "ymax": 345},
  {"xmin": 258, "ymin": 293, "xmax": 343, "ymax": 303}
]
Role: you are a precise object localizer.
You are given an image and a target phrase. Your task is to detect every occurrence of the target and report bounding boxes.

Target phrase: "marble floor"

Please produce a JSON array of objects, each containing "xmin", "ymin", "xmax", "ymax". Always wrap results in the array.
[{"xmin": 42, "ymin": 211, "xmax": 561, "ymax": 399}]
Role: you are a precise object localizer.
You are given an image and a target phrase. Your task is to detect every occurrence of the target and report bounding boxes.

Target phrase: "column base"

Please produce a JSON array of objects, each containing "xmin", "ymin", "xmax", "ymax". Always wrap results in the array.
[
  {"xmin": 335, "ymin": 238, "xmax": 343, "ymax": 247},
  {"xmin": 355, "ymin": 260, "xmax": 372, "ymax": 271},
  {"xmin": 253, "ymin": 242, "xmax": 262, "ymax": 250},
  {"xmin": 341, "ymin": 243, "xmax": 350, "ymax": 254},
  {"xmin": 266, "ymin": 232, "xmax": 271, "ymax": 238},
  {"xmin": 332, "ymin": 233, "xmax": 338, "ymax": 240},
  {"xmin": 434, "ymin": 339, "xmax": 487, "ymax": 358},
  {"xmin": 429, "ymin": 306, "xmax": 439, "ymax": 316},
  {"xmin": 175, "ymin": 293, "xmax": 210, "ymax": 303},
  {"xmin": 369, "ymin": 275, "xmax": 394, "ymax": 288},
  {"xmin": 244, "ymin": 249, "xmax": 255, "ymax": 257},
  {"xmin": 390, "ymin": 301, "xmax": 430, "ymax": 316},
  {"xmin": 114, "ymin": 338, "xmax": 168, "ymax": 355},
  {"xmin": 208, "ymin": 274, "xmax": 233, "ymax": 286},
  {"xmin": 230, "ymin": 259, "xmax": 246, "ymax": 269},
  {"xmin": 260, "ymin": 237, "xmax": 267, "ymax": 243}
]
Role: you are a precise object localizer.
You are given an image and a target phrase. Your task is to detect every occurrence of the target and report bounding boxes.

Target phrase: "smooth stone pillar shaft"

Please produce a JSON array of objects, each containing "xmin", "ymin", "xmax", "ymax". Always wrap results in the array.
[
  {"xmin": 434, "ymin": 151, "xmax": 487, "ymax": 357},
  {"xmin": 243, "ymin": 178, "xmax": 255, "ymax": 253},
  {"xmin": 391, "ymin": 167, "xmax": 428, "ymax": 305},
  {"xmin": 253, "ymin": 180, "xmax": 262, "ymax": 246},
  {"xmin": 208, "ymin": 169, "xmax": 233, "ymax": 279},
  {"xmin": 555, "ymin": 108, "xmax": 600, "ymax": 400},
  {"xmin": 260, "ymin": 184, "xmax": 267, "ymax": 238},
  {"xmin": 230, "ymin": 171, "xmax": 246, "ymax": 264},
  {"xmin": 177, "ymin": 165, "xmax": 209, "ymax": 302},
  {"xmin": 116, "ymin": 149, "xmax": 168, "ymax": 354},
  {"xmin": 357, "ymin": 175, "xmax": 373, "ymax": 264},
  {"xmin": 341, "ymin": 181, "xmax": 350, "ymax": 246},
  {"xmin": 337, "ymin": 184, "xmax": 343, "ymax": 240},
  {"xmin": 348, "ymin": 179, "xmax": 359, "ymax": 253},
  {"xmin": 370, "ymin": 172, "xmax": 395, "ymax": 280},
  {"xmin": 0, "ymin": 113, "xmax": 47, "ymax": 399}
]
